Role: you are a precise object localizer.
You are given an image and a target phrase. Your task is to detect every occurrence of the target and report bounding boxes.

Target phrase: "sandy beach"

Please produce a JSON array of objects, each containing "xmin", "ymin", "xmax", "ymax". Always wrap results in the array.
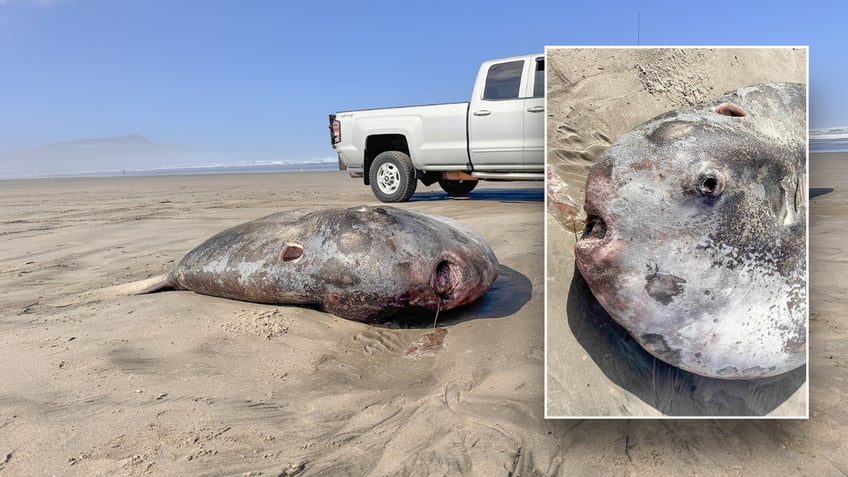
[
  {"xmin": 0, "ymin": 172, "xmax": 548, "ymax": 475},
  {"xmin": 0, "ymin": 167, "xmax": 847, "ymax": 474}
]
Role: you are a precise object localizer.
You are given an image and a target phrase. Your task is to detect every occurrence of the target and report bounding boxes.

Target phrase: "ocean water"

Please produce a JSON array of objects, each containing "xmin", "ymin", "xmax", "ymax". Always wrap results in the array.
[
  {"xmin": 7, "ymin": 160, "xmax": 340, "ymax": 179},
  {"xmin": 114, "ymin": 160, "xmax": 339, "ymax": 176},
  {"xmin": 810, "ymin": 128, "xmax": 848, "ymax": 153},
  {"xmin": 5, "ymin": 130, "xmax": 844, "ymax": 180}
]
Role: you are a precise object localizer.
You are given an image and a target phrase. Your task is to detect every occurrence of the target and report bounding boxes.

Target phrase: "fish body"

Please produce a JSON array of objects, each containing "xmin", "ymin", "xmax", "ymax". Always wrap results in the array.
[{"xmin": 166, "ymin": 206, "xmax": 499, "ymax": 323}]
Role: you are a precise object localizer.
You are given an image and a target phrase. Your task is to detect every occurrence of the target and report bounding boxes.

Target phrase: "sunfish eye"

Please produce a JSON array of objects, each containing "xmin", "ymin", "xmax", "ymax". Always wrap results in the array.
[{"xmin": 696, "ymin": 168, "xmax": 725, "ymax": 199}]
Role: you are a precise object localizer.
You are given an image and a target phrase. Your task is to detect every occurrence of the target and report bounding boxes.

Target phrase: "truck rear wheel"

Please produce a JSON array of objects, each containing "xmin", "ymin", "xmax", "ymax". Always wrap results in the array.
[
  {"xmin": 370, "ymin": 151, "xmax": 417, "ymax": 203},
  {"xmin": 438, "ymin": 178, "xmax": 478, "ymax": 196}
]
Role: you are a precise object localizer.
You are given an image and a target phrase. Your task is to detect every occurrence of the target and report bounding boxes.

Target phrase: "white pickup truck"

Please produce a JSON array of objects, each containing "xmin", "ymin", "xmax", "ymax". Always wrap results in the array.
[{"xmin": 329, "ymin": 54, "xmax": 544, "ymax": 202}]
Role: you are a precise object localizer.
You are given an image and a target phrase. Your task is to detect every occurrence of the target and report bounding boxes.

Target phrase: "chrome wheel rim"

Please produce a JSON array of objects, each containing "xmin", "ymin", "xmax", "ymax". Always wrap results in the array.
[{"xmin": 376, "ymin": 162, "xmax": 400, "ymax": 195}]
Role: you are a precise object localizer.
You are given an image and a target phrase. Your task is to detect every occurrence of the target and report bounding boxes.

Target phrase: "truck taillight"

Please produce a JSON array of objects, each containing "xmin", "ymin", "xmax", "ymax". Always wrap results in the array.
[{"xmin": 332, "ymin": 119, "xmax": 341, "ymax": 145}]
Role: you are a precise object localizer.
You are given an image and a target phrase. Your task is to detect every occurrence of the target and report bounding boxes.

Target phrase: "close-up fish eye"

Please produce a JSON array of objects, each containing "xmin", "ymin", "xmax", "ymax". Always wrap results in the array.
[{"xmin": 697, "ymin": 169, "xmax": 725, "ymax": 198}]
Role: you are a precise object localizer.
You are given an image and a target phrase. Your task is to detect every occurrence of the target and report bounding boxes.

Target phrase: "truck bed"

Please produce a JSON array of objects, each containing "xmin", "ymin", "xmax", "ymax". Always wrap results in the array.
[{"xmin": 334, "ymin": 102, "xmax": 471, "ymax": 170}]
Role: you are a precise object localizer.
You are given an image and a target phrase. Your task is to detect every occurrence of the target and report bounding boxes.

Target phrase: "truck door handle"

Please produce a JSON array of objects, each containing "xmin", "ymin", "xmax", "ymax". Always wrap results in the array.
[
  {"xmin": 526, "ymin": 106, "xmax": 545, "ymax": 113},
  {"xmin": 473, "ymin": 110, "xmax": 491, "ymax": 116}
]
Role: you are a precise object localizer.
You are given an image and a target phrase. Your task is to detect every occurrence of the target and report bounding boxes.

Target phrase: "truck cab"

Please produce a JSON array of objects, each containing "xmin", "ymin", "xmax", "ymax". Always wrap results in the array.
[
  {"xmin": 330, "ymin": 54, "xmax": 544, "ymax": 202},
  {"xmin": 468, "ymin": 54, "xmax": 545, "ymax": 171}
]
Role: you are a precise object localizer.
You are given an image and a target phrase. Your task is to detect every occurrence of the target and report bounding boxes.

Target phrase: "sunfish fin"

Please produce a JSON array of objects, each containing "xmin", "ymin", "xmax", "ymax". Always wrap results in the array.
[{"xmin": 49, "ymin": 273, "xmax": 174, "ymax": 308}]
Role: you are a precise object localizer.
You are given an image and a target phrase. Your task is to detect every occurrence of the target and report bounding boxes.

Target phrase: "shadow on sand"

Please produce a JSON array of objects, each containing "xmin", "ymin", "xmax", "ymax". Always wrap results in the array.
[
  {"xmin": 410, "ymin": 188, "xmax": 543, "ymax": 203},
  {"xmin": 565, "ymin": 267, "xmax": 805, "ymax": 416},
  {"xmin": 810, "ymin": 187, "xmax": 834, "ymax": 198}
]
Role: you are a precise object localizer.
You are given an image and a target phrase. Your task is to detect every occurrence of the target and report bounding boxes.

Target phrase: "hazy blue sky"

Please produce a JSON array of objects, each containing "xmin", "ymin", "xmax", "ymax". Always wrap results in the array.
[{"xmin": 1, "ymin": 0, "xmax": 845, "ymax": 170}]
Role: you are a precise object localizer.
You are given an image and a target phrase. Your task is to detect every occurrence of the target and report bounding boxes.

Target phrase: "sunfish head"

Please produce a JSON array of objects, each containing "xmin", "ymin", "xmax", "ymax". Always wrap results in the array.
[
  {"xmin": 574, "ymin": 86, "xmax": 806, "ymax": 379},
  {"xmin": 316, "ymin": 206, "xmax": 500, "ymax": 322},
  {"xmin": 387, "ymin": 208, "xmax": 500, "ymax": 313}
]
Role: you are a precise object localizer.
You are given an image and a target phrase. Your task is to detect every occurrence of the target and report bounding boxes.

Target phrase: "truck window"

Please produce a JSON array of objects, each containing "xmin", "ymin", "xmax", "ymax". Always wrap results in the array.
[
  {"xmin": 534, "ymin": 58, "xmax": 545, "ymax": 98},
  {"xmin": 483, "ymin": 60, "xmax": 524, "ymax": 100}
]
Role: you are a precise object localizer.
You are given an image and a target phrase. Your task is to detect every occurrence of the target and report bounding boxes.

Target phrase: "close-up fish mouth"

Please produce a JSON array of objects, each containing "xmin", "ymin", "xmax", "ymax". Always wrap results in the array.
[
  {"xmin": 581, "ymin": 212, "xmax": 607, "ymax": 241},
  {"xmin": 434, "ymin": 260, "xmax": 457, "ymax": 301}
]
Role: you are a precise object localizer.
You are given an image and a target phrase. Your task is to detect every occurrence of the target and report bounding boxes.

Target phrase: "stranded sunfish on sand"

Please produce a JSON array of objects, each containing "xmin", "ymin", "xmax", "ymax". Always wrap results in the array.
[
  {"xmin": 98, "ymin": 206, "xmax": 499, "ymax": 324},
  {"xmin": 575, "ymin": 83, "xmax": 806, "ymax": 379}
]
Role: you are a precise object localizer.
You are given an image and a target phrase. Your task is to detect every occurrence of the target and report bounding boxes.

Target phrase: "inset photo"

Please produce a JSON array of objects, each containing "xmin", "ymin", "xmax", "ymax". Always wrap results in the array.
[{"xmin": 544, "ymin": 47, "xmax": 808, "ymax": 418}]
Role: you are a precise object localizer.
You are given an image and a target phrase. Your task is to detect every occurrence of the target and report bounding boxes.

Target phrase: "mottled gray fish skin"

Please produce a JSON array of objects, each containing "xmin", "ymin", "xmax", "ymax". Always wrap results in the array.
[
  {"xmin": 575, "ymin": 83, "xmax": 806, "ymax": 379},
  {"xmin": 168, "ymin": 206, "xmax": 499, "ymax": 324}
]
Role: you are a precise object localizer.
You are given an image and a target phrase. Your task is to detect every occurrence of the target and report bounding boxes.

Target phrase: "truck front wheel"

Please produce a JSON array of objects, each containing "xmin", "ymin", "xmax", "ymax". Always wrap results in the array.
[
  {"xmin": 438, "ymin": 178, "xmax": 478, "ymax": 196},
  {"xmin": 369, "ymin": 151, "xmax": 417, "ymax": 203}
]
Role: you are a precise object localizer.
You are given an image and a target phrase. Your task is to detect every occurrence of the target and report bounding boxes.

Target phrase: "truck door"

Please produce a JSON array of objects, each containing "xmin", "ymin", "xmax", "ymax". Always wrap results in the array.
[
  {"xmin": 523, "ymin": 56, "xmax": 545, "ymax": 167},
  {"xmin": 468, "ymin": 59, "xmax": 526, "ymax": 169}
]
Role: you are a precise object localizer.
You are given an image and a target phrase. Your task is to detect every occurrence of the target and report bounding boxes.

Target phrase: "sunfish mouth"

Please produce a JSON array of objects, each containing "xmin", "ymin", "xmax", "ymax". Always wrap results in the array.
[
  {"xmin": 434, "ymin": 260, "xmax": 458, "ymax": 300},
  {"xmin": 579, "ymin": 159, "xmax": 615, "ymax": 244},
  {"xmin": 431, "ymin": 255, "xmax": 500, "ymax": 310},
  {"xmin": 581, "ymin": 212, "xmax": 607, "ymax": 241}
]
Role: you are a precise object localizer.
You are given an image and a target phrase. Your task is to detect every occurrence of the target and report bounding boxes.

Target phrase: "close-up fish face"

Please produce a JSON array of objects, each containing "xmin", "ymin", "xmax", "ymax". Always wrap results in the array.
[{"xmin": 574, "ymin": 83, "xmax": 807, "ymax": 379}]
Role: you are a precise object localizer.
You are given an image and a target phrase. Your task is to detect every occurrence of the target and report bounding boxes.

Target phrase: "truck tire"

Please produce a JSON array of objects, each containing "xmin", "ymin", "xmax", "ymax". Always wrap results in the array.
[
  {"xmin": 438, "ymin": 178, "xmax": 478, "ymax": 196},
  {"xmin": 369, "ymin": 151, "xmax": 417, "ymax": 203}
]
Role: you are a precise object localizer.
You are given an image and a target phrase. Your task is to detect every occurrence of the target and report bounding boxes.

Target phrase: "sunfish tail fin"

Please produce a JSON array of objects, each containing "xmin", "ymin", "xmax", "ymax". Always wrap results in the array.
[{"xmin": 50, "ymin": 273, "xmax": 174, "ymax": 308}]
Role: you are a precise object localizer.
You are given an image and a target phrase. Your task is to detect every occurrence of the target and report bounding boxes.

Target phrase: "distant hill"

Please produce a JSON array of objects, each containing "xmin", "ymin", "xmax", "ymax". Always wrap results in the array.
[{"xmin": 0, "ymin": 135, "xmax": 193, "ymax": 178}]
